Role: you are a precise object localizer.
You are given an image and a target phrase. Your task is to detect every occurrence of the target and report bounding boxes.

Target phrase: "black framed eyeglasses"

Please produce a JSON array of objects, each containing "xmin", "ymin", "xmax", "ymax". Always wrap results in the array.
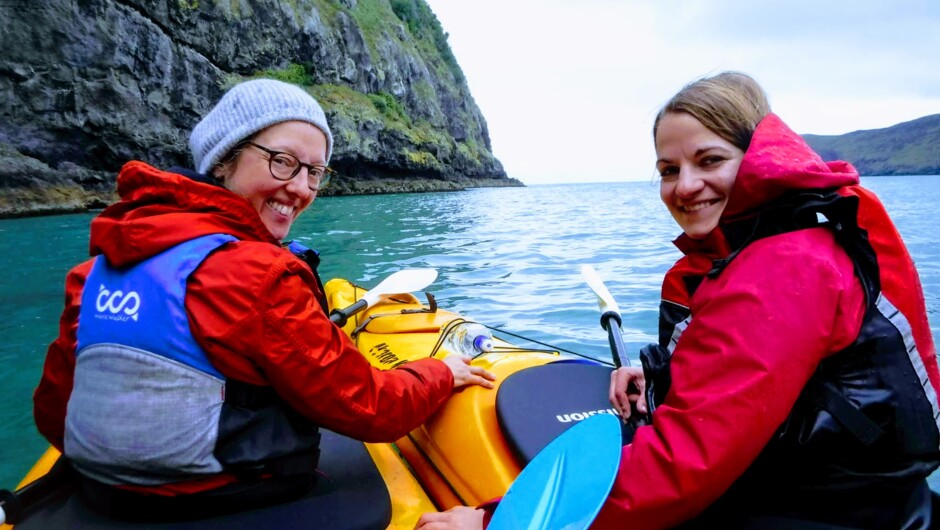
[{"xmin": 241, "ymin": 141, "xmax": 334, "ymax": 191}]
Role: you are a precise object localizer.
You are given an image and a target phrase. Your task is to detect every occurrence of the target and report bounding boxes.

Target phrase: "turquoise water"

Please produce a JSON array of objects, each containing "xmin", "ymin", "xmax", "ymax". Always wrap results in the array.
[{"xmin": 2, "ymin": 177, "xmax": 939, "ymax": 491}]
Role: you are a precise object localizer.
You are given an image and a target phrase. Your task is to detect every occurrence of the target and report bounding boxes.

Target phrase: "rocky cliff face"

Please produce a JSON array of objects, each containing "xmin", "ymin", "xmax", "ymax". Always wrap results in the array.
[{"xmin": 0, "ymin": 0, "xmax": 516, "ymax": 217}]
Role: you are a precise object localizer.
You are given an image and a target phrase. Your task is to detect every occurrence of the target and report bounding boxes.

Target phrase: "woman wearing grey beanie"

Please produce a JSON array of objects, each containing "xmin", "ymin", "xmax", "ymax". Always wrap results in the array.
[{"xmin": 33, "ymin": 78, "xmax": 495, "ymax": 521}]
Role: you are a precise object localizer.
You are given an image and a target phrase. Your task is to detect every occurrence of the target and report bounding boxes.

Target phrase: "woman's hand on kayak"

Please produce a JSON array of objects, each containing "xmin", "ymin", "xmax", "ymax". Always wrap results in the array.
[
  {"xmin": 414, "ymin": 506, "xmax": 485, "ymax": 529},
  {"xmin": 609, "ymin": 366, "xmax": 647, "ymax": 421},
  {"xmin": 443, "ymin": 355, "xmax": 496, "ymax": 390}
]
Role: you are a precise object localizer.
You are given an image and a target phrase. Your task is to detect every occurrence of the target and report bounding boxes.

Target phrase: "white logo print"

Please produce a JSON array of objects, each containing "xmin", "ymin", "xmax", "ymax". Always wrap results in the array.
[
  {"xmin": 95, "ymin": 284, "xmax": 141, "ymax": 322},
  {"xmin": 556, "ymin": 408, "xmax": 619, "ymax": 423}
]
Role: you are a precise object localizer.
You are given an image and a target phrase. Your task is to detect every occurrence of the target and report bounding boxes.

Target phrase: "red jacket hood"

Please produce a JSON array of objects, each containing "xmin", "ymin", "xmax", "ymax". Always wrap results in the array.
[
  {"xmin": 674, "ymin": 113, "xmax": 860, "ymax": 255},
  {"xmin": 723, "ymin": 113, "xmax": 860, "ymax": 218},
  {"xmin": 89, "ymin": 161, "xmax": 279, "ymax": 267}
]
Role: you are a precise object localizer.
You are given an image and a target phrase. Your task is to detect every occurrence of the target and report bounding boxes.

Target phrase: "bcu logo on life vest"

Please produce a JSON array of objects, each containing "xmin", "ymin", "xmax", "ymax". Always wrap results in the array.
[{"xmin": 95, "ymin": 284, "xmax": 141, "ymax": 322}]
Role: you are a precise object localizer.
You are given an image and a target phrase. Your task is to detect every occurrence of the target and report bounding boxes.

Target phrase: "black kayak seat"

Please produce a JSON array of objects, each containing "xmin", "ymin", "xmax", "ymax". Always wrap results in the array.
[
  {"xmin": 495, "ymin": 360, "xmax": 635, "ymax": 465},
  {"xmin": 15, "ymin": 429, "xmax": 392, "ymax": 530}
]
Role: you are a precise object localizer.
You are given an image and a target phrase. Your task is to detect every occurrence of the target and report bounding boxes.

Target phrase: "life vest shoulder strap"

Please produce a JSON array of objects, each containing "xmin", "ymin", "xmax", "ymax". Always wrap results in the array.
[{"xmin": 286, "ymin": 240, "xmax": 329, "ymax": 315}]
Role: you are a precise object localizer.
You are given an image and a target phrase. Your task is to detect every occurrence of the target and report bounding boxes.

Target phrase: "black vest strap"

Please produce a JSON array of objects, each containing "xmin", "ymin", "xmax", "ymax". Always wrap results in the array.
[
  {"xmin": 223, "ymin": 379, "xmax": 280, "ymax": 409},
  {"xmin": 220, "ymin": 379, "xmax": 321, "ymax": 479},
  {"xmin": 286, "ymin": 242, "xmax": 330, "ymax": 315},
  {"xmin": 806, "ymin": 379, "xmax": 885, "ymax": 447}
]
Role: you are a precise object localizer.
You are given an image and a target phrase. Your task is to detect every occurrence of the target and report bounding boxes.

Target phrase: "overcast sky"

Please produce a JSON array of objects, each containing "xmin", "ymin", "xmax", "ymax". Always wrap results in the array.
[{"xmin": 423, "ymin": 0, "xmax": 940, "ymax": 184}]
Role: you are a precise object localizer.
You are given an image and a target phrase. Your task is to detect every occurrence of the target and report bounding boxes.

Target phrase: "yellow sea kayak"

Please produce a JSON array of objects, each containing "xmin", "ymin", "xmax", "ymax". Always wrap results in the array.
[
  {"xmin": 3, "ymin": 277, "xmax": 618, "ymax": 529},
  {"xmin": 325, "ymin": 278, "xmax": 621, "ymax": 510}
]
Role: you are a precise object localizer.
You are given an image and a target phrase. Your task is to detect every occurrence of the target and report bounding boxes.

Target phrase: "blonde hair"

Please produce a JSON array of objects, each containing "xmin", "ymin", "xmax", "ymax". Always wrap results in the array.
[{"xmin": 653, "ymin": 71, "xmax": 771, "ymax": 152}]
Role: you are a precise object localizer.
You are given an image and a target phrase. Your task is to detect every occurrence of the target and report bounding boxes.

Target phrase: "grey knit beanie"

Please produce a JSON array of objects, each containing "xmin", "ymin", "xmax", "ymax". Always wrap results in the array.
[{"xmin": 189, "ymin": 79, "xmax": 334, "ymax": 175}]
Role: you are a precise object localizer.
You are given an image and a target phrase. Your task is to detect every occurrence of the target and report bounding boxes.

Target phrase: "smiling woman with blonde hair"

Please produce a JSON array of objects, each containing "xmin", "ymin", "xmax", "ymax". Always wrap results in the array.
[{"xmin": 602, "ymin": 70, "xmax": 940, "ymax": 528}]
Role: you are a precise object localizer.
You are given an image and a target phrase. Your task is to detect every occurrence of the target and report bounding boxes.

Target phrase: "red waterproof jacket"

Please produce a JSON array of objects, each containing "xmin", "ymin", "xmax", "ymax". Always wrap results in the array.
[
  {"xmin": 34, "ymin": 162, "xmax": 454, "ymax": 489},
  {"xmin": 592, "ymin": 114, "xmax": 940, "ymax": 528}
]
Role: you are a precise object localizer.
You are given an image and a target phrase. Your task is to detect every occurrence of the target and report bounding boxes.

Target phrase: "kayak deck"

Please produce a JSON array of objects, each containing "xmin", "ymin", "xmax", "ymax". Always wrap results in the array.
[{"xmin": 8, "ymin": 431, "xmax": 420, "ymax": 529}]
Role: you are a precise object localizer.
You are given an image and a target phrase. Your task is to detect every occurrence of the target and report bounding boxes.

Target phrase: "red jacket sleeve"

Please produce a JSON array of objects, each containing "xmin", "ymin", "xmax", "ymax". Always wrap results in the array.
[
  {"xmin": 592, "ymin": 228, "xmax": 866, "ymax": 529},
  {"xmin": 187, "ymin": 242, "xmax": 455, "ymax": 443},
  {"xmin": 34, "ymin": 259, "xmax": 94, "ymax": 451}
]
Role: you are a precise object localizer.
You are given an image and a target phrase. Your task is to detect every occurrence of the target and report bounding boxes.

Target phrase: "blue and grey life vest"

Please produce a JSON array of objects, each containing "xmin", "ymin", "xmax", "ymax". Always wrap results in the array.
[{"xmin": 66, "ymin": 234, "xmax": 320, "ymax": 486}]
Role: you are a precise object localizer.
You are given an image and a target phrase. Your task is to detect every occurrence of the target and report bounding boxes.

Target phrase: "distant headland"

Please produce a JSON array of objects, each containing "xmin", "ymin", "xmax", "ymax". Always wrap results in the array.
[{"xmin": 802, "ymin": 114, "xmax": 940, "ymax": 176}]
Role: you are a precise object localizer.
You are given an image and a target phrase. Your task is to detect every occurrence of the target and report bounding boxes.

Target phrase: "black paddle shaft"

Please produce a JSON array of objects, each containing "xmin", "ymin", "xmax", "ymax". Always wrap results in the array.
[
  {"xmin": 600, "ymin": 311, "xmax": 630, "ymax": 368},
  {"xmin": 329, "ymin": 299, "xmax": 368, "ymax": 327}
]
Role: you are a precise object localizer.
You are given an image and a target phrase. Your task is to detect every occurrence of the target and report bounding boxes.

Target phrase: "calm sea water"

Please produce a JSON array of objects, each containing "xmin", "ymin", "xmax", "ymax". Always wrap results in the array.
[{"xmin": 2, "ymin": 176, "xmax": 939, "ymax": 491}]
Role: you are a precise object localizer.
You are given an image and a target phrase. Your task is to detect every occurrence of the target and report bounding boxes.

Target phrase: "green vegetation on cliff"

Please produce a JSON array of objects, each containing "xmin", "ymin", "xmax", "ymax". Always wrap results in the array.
[
  {"xmin": 217, "ymin": 0, "xmax": 509, "ymax": 182},
  {"xmin": 308, "ymin": 82, "xmax": 487, "ymax": 173},
  {"xmin": 388, "ymin": 0, "xmax": 465, "ymax": 83},
  {"xmin": 249, "ymin": 63, "xmax": 491, "ymax": 177},
  {"xmin": 0, "ymin": 0, "xmax": 517, "ymax": 217}
]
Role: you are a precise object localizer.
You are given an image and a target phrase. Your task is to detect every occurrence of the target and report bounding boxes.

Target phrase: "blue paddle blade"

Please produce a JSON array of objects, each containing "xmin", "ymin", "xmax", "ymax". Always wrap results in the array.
[{"xmin": 488, "ymin": 414, "xmax": 622, "ymax": 530}]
